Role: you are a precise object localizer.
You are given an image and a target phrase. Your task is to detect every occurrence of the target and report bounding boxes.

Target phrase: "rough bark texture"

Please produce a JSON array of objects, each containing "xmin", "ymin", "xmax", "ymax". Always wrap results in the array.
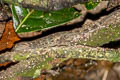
[
  {"xmin": 3, "ymin": 0, "xmax": 89, "ymax": 11},
  {"xmin": 3, "ymin": 0, "xmax": 120, "ymax": 11},
  {"xmin": 0, "ymin": 1, "xmax": 120, "ymax": 80}
]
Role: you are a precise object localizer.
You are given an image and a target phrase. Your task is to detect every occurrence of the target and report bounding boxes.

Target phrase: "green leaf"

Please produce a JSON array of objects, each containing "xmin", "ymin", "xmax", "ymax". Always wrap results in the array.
[
  {"xmin": 11, "ymin": 5, "xmax": 81, "ymax": 33},
  {"xmin": 85, "ymin": 0, "xmax": 99, "ymax": 10}
]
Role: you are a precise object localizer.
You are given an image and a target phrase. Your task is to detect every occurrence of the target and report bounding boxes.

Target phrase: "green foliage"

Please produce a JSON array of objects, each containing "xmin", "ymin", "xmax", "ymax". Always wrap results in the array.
[
  {"xmin": 13, "ymin": 53, "xmax": 30, "ymax": 61},
  {"xmin": 11, "ymin": 5, "xmax": 81, "ymax": 33},
  {"xmin": 85, "ymin": 0, "xmax": 99, "ymax": 10}
]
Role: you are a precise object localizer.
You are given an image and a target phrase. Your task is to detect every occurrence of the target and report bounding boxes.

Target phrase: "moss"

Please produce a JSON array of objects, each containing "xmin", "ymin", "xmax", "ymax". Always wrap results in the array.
[
  {"xmin": 19, "ymin": 57, "xmax": 53, "ymax": 78},
  {"xmin": 85, "ymin": 0, "xmax": 99, "ymax": 10},
  {"xmin": 13, "ymin": 53, "xmax": 30, "ymax": 61},
  {"xmin": 79, "ymin": 24, "xmax": 120, "ymax": 47}
]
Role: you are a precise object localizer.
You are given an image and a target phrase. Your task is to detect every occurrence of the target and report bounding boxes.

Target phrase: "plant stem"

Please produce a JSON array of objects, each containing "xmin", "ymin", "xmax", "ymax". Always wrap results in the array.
[{"xmin": 15, "ymin": 9, "xmax": 34, "ymax": 32}]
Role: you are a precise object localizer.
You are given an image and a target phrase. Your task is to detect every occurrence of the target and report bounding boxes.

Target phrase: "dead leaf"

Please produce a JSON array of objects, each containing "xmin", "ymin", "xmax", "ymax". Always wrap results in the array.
[
  {"xmin": 0, "ymin": 21, "xmax": 20, "ymax": 51},
  {"xmin": 0, "ymin": 62, "xmax": 11, "ymax": 67}
]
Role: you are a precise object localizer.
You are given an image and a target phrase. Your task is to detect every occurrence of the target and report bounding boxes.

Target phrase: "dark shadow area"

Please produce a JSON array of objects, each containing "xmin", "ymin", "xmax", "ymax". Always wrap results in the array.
[
  {"xmin": 0, "ymin": 17, "xmax": 12, "ymax": 22},
  {"xmin": 0, "ymin": 62, "xmax": 18, "ymax": 71},
  {"xmin": 86, "ymin": 5, "xmax": 120, "ymax": 21},
  {"xmin": 101, "ymin": 40, "xmax": 120, "ymax": 49},
  {"xmin": 0, "ymin": 48, "xmax": 12, "ymax": 54}
]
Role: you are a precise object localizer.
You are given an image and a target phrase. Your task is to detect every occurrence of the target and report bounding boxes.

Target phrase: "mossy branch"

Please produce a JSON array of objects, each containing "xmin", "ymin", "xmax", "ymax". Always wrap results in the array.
[{"xmin": 0, "ymin": 45, "xmax": 120, "ymax": 79}]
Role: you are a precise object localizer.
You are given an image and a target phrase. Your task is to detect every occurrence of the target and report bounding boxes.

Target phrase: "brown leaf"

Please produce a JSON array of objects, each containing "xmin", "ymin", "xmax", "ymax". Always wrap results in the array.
[
  {"xmin": 0, "ymin": 62, "xmax": 11, "ymax": 67},
  {"xmin": 0, "ymin": 21, "xmax": 20, "ymax": 51}
]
